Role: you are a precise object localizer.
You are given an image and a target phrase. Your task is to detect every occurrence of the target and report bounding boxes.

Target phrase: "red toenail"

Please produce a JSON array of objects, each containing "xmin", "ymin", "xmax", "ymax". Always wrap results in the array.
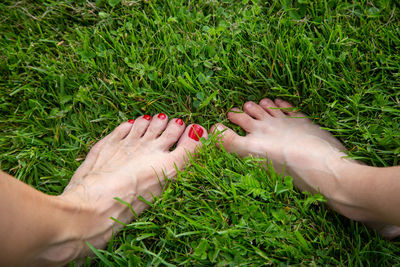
[
  {"xmin": 128, "ymin": 119, "xmax": 135, "ymax": 124},
  {"xmin": 143, "ymin": 115, "xmax": 151, "ymax": 120},
  {"xmin": 175, "ymin": 118, "xmax": 184, "ymax": 125},
  {"xmin": 158, "ymin": 113, "xmax": 166, "ymax": 119},
  {"xmin": 188, "ymin": 124, "xmax": 203, "ymax": 141}
]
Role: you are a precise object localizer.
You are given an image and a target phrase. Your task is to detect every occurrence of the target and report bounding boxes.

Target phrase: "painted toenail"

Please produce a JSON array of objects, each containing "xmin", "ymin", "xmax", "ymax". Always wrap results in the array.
[
  {"xmin": 175, "ymin": 118, "xmax": 184, "ymax": 125},
  {"xmin": 188, "ymin": 124, "xmax": 204, "ymax": 141},
  {"xmin": 158, "ymin": 113, "xmax": 166, "ymax": 119},
  {"xmin": 128, "ymin": 119, "xmax": 135, "ymax": 124},
  {"xmin": 143, "ymin": 115, "xmax": 151, "ymax": 120}
]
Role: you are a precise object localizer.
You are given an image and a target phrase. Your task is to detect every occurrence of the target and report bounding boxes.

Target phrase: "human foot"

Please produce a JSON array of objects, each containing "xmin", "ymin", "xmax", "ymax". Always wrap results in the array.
[
  {"xmin": 211, "ymin": 98, "xmax": 400, "ymax": 239},
  {"xmin": 43, "ymin": 114, "xmax": 207, "ymax": 264},
  {"xmin": 211, "ymin": 98, "xmax": 349, "ymax": 187}
]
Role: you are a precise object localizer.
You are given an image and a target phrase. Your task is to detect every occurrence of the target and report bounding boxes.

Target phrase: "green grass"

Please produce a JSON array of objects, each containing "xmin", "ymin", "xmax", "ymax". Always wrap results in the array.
[{"xmin": 1, "ymin": 0, "xmax": 400, "ymax": 265}]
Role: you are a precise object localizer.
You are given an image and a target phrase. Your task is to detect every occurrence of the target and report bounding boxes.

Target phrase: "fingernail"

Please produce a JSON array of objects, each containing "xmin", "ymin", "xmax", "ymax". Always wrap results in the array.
[
  {"xmin": 143, "ymin": 115, "xmax": 151, "ymax": 120},
  {"xmin": 128, "ymin": 119, "xmax": 135, "ymax": 124},
  {"xmin": 175, "ymin": 118, "xmax": 184, "ymax": 125},
  {"xmin": 158, "ymin": 113, "xmax": 166, "ymax": 119},
  {"xmin": 188, "ymin": 124, "xmax": 204, "ymax": 141}
]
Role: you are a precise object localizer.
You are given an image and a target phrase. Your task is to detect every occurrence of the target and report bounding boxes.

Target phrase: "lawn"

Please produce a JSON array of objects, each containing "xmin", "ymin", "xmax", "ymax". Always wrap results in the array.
[{"xmin": 1, "ymin": 0, "xmax": 400, "ymax": 265}]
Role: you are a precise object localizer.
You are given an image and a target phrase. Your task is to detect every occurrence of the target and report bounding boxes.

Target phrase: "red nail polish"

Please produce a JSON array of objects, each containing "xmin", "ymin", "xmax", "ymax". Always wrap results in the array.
[
  {"xmin": 175, "ymin": 118, "xmax": 183, "ymax": 125},
  {"xmin": 188, "ymin": 124, "xmax": 203, "ymax": 141},
  {"xmin": 158, "ymin": 113, "xmax": 166, "ymax": 119},
  {"xmin": 128, "ymin": 119, "xmax": 135, "ymax": 124},
  {"xmin": 143, "ymin": 115, "xmax": 151, "ymax": 120}
]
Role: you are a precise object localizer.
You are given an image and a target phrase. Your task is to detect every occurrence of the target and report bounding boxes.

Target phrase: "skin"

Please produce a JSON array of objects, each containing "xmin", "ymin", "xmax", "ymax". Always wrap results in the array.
[
  {"xmin": 211, "ymin": 98, "xmax": 400, "ymax": 239},
  {"xmin": 0, "ymin": 114, "xmax": 207, "ymax": 266},
  {"xmin": 1, "ymin": 98, "xmax": 399, "ymax": 266}
]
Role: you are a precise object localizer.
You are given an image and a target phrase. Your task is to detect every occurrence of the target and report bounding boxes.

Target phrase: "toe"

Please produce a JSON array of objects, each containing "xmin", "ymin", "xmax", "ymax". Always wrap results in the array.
[
  {"xmin": 142, "ymin": 113, "xmax": 169, "ymax": 140},
  {"xmin": 69, "ymin": 119, "xmax": 131, "ymax": 183},
  {"xmin": 243, "ymin": 101, "xmax": 270, "ymax": 120},
  {"xmin": 169, "ymin": 124, "xmax": 208, "ymax": 168},
  {"xmin": 227, "ymin": 107, "xmax": 258, "ymax": 132},
  {"xmin": 156, "ymin": 118, "xmax": 186, "ymax": 150},
  {"xmin": 108, "ymin": 121, "xmax": 135, "ymax": 142},
  {"xmin": 69, "ymin": 138, "xmax": 107, "ymax": 183},
  {"xmin": 274, "ymin": 99, "xmax": 305, "ymax": 117},
  {"xmin": 210, "ymin": 123, "xmax": 249, "ymax": 157},
  {"xmin": 72, "ymin": 120, "xmax": 134, "ymax": 180},
  {"xmin": 259, "ymin": 98, "xmax": 285, "ymax": 118},
  {"xmin": 126, "ymin": 115, "xmax": 152, "ymax": 140}
]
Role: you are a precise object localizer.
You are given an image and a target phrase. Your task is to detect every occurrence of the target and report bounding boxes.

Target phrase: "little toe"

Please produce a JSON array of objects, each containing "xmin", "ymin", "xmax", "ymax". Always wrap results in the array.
[
  {"xmin": 227, "ymin": 107, "xmax": 257, "ymax": 132},
  {"xmin": 156, "ymin": 118, "xmax": 186, "ymax": 150},
  {"xmin": 210, "ymin": 123, "xmax": 249, "ymax": 157},
  {"xmin": 259, "ymin": 98, "xmax": 285, "ymax": 118},
  {"xmin": 69, "ymin": 138, "xmax": 107, "ymax": 183},
  {"xmin": 142, "ymin": 113, "xmax": 169, "ymax": 140},
  {"xmin": 274, "ymin": 99, "xmax": 305, "ymax": 117},
  {"xmin": 170, "ymin": 124, "xmax": 208, "ymax": 168},
  {"xmin": 126, "ymin": 115, "xmax": 152, "ymax": 140},
  {"xmin": 69, "ymin": 120, "xmax": 132, "ymax": 184},
  {"xmin": 108, "ymin": 121, "xmax": 135, "ymax": 142},
  {"xmin": 243, "ymin": 101, "xmax": 270, "ymax": 120}
]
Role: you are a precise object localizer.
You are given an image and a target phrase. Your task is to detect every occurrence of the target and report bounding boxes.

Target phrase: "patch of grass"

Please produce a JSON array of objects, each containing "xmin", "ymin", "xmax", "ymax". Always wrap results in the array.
[{"xmin": 0, "ymin": 0, "xmax": 399, "ymax": 265}]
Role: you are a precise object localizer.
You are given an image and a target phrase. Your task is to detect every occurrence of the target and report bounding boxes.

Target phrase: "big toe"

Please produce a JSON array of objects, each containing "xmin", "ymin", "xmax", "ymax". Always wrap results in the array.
[
  {"xmin": 210, "ymin": 123, "xmax": 248, "ymax": 157},
  {"xmin": 170, "ymin": 124, "xmax": 208, "ymax": 167}
]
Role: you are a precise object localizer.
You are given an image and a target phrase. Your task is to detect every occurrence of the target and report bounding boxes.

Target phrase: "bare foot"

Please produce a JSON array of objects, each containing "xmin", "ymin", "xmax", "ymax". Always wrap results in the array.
[
  {"xmin": 211, "ymin": 98, "xmax": 348, "ymax": 190},
  {"xmin": 211, "ymin": 98, "xmax": 400, "ymax": 239},
  {"xmin": 46, "ymin": 114, "xmax": 207, "ymax": 263}
]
